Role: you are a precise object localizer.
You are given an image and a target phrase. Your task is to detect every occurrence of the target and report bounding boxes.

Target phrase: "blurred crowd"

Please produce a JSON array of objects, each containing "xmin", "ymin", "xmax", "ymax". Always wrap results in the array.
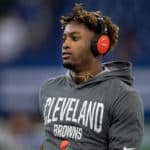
[
  {"xmin": 0, "ymin": 0, "xmax": 149, "ymax": 67},
  {"xmin": 0, "ymin": 0, "xmax": 150, "ymax": 149}
]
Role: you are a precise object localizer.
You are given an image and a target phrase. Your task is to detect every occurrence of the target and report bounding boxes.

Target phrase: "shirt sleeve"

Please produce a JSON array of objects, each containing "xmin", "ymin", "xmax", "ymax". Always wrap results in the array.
[
  {"xmin": 39, "ymin": 85, "xmax": 43, "ymax": 116},
  {"xmin": 108, "ymin": 90, "xmax": 144, "ymax": 150},
  {"xmin": 39, "ymin": 82, "xmax": 46, "ymax": 122}
]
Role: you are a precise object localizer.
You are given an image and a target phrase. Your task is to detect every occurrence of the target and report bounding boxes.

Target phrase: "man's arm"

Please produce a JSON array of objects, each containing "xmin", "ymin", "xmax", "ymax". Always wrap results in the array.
[
  {"xmin": 40, "ymin": 143, "xmax": 43, "ymax": 150},
  {"xmin": 109, "ymin": 91, "xmax": 144, "ymax": 150}
]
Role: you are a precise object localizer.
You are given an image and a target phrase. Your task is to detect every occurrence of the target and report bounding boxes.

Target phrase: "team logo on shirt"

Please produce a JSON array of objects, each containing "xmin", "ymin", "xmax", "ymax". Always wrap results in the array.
[
  {"xmin": 60, "ymin": 140, "xmax": 72, "ymax": 150},
  {"xmin": 53, "ymin": 124, "xmax": 83, "ymax": 140},
  {"xmin": 43, "ymin": 97, "xmax": 104, "ymax": 139}
]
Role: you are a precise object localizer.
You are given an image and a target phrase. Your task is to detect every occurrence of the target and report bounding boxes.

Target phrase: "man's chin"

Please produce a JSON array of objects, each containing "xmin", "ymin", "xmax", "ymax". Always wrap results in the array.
[{"xmin": 62, "ymin": 62, "xmax": 75, "ymax": 70}]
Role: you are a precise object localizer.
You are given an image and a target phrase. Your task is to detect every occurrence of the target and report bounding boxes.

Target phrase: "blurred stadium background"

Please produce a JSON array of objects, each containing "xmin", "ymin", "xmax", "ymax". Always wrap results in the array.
[{"xmin": 0, "ymin": 0, "xmax": 149, "ymax": 149}]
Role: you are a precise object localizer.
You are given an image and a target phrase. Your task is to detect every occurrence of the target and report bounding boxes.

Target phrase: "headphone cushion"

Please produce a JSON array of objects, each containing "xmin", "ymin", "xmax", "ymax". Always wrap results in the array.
[
  {"xmin": 97, "ymin": 35, "xmax": 110, "ymax": 55},
  {"xmin": 91, "ymin": 35, "xmax": 110, "ymax": 56}
]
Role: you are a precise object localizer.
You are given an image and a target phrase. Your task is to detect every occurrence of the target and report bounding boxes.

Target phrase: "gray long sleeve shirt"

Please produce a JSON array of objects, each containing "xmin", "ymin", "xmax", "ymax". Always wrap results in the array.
[{"xmin": 39, "ymin": 61, "xmax": 144, "ymax": 150}]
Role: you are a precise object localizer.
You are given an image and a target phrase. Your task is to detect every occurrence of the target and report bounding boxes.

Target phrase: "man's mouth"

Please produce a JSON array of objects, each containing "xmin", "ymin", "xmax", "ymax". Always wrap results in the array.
[{"xmin": 62, "ymin": 52, "xmax": 72, "ymax": 59}]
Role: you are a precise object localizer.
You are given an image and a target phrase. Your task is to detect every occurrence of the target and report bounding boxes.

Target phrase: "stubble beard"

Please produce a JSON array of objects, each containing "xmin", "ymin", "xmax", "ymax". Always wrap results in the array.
[{"xmin": 62, "ymin": 62, "xmax": 75, "ymax": 71}]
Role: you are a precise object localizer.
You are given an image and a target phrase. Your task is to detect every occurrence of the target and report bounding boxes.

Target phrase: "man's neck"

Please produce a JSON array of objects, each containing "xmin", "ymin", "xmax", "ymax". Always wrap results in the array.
[{"xmin": 70, "ymin": 65, "xmax": 103, "ymax": 84}]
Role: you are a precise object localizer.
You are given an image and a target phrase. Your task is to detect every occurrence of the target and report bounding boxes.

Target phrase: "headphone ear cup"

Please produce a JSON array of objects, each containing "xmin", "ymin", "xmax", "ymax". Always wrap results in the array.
[
  {"xmin": 97, "ymin": 35, "xmax": 110, "ymax": 55},
  {"xmin": 91, "ymin": 35, "xmax": 110, "ymax": 56}
]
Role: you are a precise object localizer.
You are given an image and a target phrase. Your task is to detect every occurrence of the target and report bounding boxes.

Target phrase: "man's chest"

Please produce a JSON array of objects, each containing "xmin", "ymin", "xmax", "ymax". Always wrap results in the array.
[{"xmin": 41, "ymin": 86, "xmax": 112, "ymax": 138}]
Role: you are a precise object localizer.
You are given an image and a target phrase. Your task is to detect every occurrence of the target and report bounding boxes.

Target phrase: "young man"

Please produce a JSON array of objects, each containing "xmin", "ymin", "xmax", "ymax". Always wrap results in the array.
[{"xmin": 39, "ymin": 3, "xmax": 144, "ymax": 150}]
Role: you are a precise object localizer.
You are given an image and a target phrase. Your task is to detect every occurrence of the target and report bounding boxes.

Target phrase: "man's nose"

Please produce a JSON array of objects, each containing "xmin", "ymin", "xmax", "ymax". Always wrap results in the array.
[{"xmin": 62, "ymin": 38, "xmax": 71, "ymax": 50}]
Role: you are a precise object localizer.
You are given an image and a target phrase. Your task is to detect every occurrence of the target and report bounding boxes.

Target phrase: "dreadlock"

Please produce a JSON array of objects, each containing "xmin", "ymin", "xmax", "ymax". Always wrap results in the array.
[{"xmin": 60, "ymin": 3, "xmax": 119, "ymax": 53}]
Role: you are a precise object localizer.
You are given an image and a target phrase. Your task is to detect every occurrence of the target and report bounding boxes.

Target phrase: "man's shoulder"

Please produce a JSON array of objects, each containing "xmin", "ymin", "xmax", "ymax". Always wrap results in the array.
[
  {"xmin": 109, "ymin": 78, "xmax": 134, "ymax": 92},
  {"xmin": 106, "ymin": 78, "xmax": 140, "ymax": 102},
  {"xmin": 40, "ymin": 75, "xmax": 67, "ymax": 91},
  {"xmin": 47, "ymin": 75, "xmax": 67, "ymax": 84},
  {"xmin": 111, "ymin": 78, "xmax": 142, "ymax": 105}
]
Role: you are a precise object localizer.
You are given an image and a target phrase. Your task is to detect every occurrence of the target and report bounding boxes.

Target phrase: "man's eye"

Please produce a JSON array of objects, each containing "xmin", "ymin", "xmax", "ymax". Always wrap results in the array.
[{"xmin": 72, "ymin": 36, "xmax": 79, "ymax": 41}]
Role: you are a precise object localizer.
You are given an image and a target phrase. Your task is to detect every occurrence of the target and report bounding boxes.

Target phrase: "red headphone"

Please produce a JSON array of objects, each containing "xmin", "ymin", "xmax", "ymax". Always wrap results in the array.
[{"xmin": 91, "ymin": 16, "xmax": 110, "ymax": 56}]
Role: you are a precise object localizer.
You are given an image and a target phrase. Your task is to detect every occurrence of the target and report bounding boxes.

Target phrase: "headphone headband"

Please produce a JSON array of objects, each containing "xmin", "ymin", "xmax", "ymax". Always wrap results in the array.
[
  {"xmin": 91, "ymin": 14, "xmax": 110, "ymax": 56},
  {"xmin": 93, "ymin": 12, "xmax": 108, "ymax": 35},
  {"xmin": 97, "ymin": 16, "xmax": 108, "ymax": 35}
]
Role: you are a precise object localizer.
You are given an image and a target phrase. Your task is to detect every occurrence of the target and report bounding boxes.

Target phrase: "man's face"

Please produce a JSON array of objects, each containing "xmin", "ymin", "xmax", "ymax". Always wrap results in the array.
[{"xmin": 62, "ymin": 22, "xmax": 96, "ymax": 71}]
